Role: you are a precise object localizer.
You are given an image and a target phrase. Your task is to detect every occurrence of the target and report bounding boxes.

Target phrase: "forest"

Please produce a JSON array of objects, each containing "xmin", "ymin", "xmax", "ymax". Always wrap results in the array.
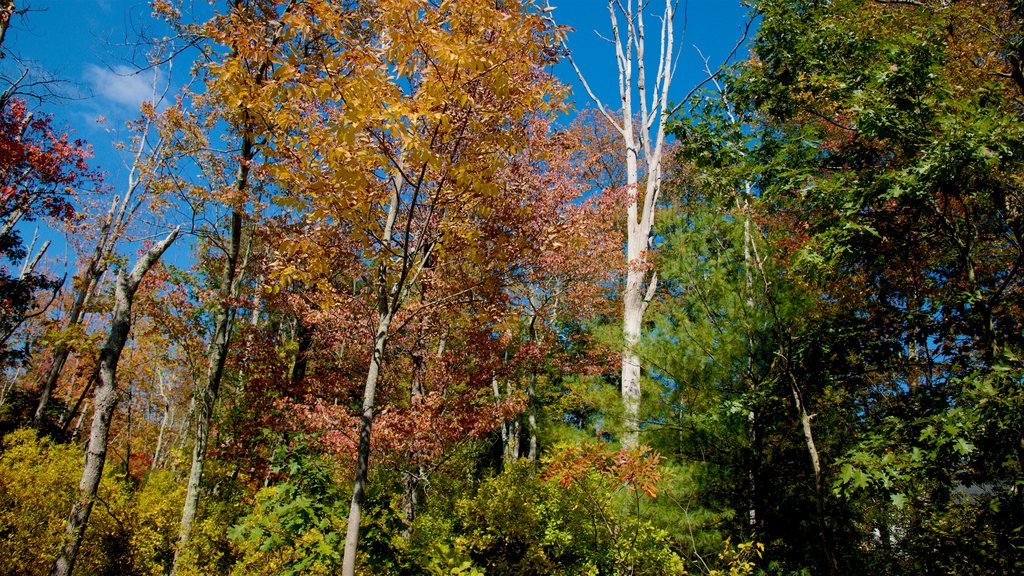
[{"xmin": 1, "ymin": 0, "xmax": 1023, "ymax": 574}]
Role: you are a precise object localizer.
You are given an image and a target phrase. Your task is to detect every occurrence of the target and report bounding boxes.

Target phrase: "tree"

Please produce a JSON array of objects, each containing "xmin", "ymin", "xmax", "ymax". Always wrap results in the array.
[
  {"xmin": 50, "ymin": 226, "xmax": 180, "ymax": 576},
  {"xmin": 212, "ymin": 1, "xmax": 567, "ymax": 573},
  {"xmin": 563, "ymin": 0, "xmax": 678, "ymax": 448},
  {"xmin": 670, "ymin": 0, "xmax": 1024, "ymax": 571},
  {"xmin": 0, "ymin": 96, "xmax": 99, "ymax": 371},
  {"xmin": 0, "ymin": 1, "xmax": 14, "ymax": 50},
  {"xmin": 33, "ymin": 96, "xmax": 168, "ymax": 428},
  {"xmin": 165, "ymin": 1, "xmax": 272, "ymax": 564}
]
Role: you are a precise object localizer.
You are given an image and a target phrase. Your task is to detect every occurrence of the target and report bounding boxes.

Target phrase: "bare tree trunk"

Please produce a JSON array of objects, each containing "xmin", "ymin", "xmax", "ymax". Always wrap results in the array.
[
  {"xmin": 71, "ymin": 401, "xmax": 88, "ymax": 442},
  {"xmin": 151, "ymin": 370, "xmax": 173, "ymax": 471},
  {"xmin": 504, "ymin": 379, "xmax": 520, "ymax": 461},
  {"xmin": 341, "ymin": 310, "xmax": 393, "ymax": 576},
  {"xmin": 402, "ymin": 350, "xmax": 425, "ymax": 537},
  {"xmin": 566, "ymin": 0, "xmax": 675, "ymax": 449},
  {"xmin": 50, "ymin": 227, "xmax": 179, "ymax": 576},
  {"xmin": 742, "ymin": 207, "xmax": 761, "ymax": 532},
  {"xmin": 748, "ymin": 218, "xmax": 837, "ymax": 575},
  {"xmin": 35, "ymin": 200, "xmax": 118, "ymax": 426},
  {"xmin": 0, "ymin": 0, "xmax": 14, "ymax": 49},
  {"xmin": 786, "ymin": 368, "xmax": 838, "ymax": 576},
  {"xmin": 492, "ymin": 376, "xmax": 508, "ymax": 459},
  {"xmin": 290, "ymin": 319, "xmax": 313, "ymax": 390},
  {"xmin": 526, "ymin": 373, "xmax": 537, "ymax": 462},
  {"xmin": 621, "ymin": 268, "xmax": 644, "ymax": 448},
  {"xmin": 37, "ymin": 101, "xmax": 163, "ymax": 426},
  {"xmin": 340, "ymin": 169, "xmax": 435, "ymax": 574},
  {"xmin": 172, "ymin": 206, "xmax": 245, "ymax": 574},
  {"xmin": 170, "ymin": 105, "xmax": 253, "ymax": 569}
]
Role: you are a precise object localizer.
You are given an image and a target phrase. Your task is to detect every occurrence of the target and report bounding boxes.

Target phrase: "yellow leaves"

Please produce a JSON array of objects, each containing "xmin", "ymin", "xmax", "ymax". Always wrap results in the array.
[
  {"xmin": 209, "ymin": 0, "xmax": 569, "ymax": 291},
  {"xmin": 272, "ymin": 63, "xmax": 295, "ymax": 82},
  {"xmin": 0, "ymin": 430, "xmax": 186, "ymax": 576}
]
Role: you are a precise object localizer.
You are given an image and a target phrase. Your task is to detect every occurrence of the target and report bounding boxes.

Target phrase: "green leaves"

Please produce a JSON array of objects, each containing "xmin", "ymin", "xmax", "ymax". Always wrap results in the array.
[{"xmin": 227, "ymin": 443, "xmax": 348, "ymax": 575}]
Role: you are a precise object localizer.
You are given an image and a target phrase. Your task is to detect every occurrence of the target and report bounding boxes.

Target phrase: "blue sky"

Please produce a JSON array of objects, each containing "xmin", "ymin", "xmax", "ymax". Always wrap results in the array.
[
  {"xmin": 556, "ymin": 1, "xmax": 753, "ymax": 110},
  {"xmin": 2, "ymin": 0, "xmax": 753, "ymax": 267},
  {"xmin": 6, "ymin": 0, "xmax": 753, "ymax": 172}
]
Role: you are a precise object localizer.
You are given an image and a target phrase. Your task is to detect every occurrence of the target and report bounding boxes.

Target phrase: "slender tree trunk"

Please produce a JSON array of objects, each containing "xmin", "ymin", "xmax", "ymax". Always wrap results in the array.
[
  {"xmin": 747, "ymin": 210, "xmax": 835, "ymax": 571},
  {"xmin": 151, "ymin": 371, "xmax": 173, "ymax": 471},
  {"xmin": 0, "ymin": 0, "xmax": 14, "ymax": 49},
  {"xmin": 50, "ymin": 227, "xmax": 179, "ymax": 576},
  {"xmin": 36, "ymin": 196, "xmax": 119, "ymax": 426},
  {"xmin": 504, "ymin": 379, "xmax": 520, "ymax": 462},
  {"xmin": 71, "ymin": 401, "xmax": 88, "ymax": 442},
  {"xmin": 171, "ymin": 207, "xmax": 244, "ymax": 574},
  {"xmin": 526, "ymin": 372, "xmax": 537, "ymax": 462},
  {"xmin": 786, "ymin": 369, "xmax": 837, "ymax": 576},
  {"xmin": 340, "ymin": 178, "xmax": 414, "ymax": 574},
  {"xmin": 492, "ymin": 376, "xmax": 508, "ymax": 460},
  {"xmin": 402, "ymin": 350, "xmax": 425, "ymax": 537},
  {"xmin": 59, "ymin": 362, "xmax": 91, "ymax": 433},
  {"xmin": 171, "ymin": 115, "xmax": 252, "ymax": 571},
  {"xmin": 341, "ymin": 311, "xmax": 393, "ymax": 576},
  {"xmin": 743, "ymin": 211, "xmax": 760, "ymax": 531},
  {"xmin": 290, "ymin": 319, "xmax": 313, "ymax": 390}
]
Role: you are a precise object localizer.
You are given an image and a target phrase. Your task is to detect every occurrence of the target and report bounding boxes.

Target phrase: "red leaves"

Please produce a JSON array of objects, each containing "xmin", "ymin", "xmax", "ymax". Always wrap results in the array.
[
  {"xmin": 543, "ymin": 440, "xmax": 663, "ymax": 498},
  {"xmin": 0, "ymin": 97, "xmax": 102, "ymax": 225},
  {"xmin": 296, "ymin": 387, "xmax": 523, "ymax": 470}
]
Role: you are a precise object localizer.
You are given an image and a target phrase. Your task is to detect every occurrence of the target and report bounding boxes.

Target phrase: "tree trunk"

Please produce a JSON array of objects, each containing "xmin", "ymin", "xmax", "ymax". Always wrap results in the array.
[
  {"xmin": 151, "ymin": 370, "xmax": 173, "ymax": 471},
  {"xmin": 49, "ymin": 227, "xmax": 179, "ymax": 576},
  {"xmin": 36, "ymin": 196, "xmax": 119, "ymax": 426},
  {"xmin": 341, "ymin": 311, "xmax": 393, "ymax": 576},
  {"xmin": 402, "ymin": 350, "xmax": 425, "ymax": 537},
  {"xmin": 505, "ymin": 379, "xmax": 520, "ymax": 461},
  {"xmin": 171, "ymin": 206, "xmax": 244, "ymax": 574},
  {"xmin": 171, "ymin": 112, "xmax": 252, "ymax": 571},
  {"xmin": 621, "ymin": 265, "xmax": 643, "ymax": 448},
  {"xmin": 492, "ymin": 376, "xmax": 508, "ymax": 460},
  {"xmin": 526, "ymin": 372, "xmax": 538, "ymax": 462},
  {"xmin": 563, "ymin": 0, "xmax": 676, "ymax": 449},
  {"xmin": 290, "ymin": 319, "xmax": 313, "ymax": 390},
  {"xmin": 0, "ymin": 0, "xmax": 14, "ymax": 49},
  {"xmin": 786, "ymin": 369, "xmax": 838, "ymax": 576}
]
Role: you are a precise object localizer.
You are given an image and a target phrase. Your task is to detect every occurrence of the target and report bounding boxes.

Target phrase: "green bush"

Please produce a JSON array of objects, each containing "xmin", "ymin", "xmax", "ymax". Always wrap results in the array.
[{"xmin": 415, "ymin": 457, "xmax": 686, "ymax": 576}]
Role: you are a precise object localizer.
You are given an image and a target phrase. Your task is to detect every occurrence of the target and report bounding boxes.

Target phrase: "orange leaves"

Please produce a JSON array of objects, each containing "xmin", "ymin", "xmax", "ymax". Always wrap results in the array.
[{"xmin": 543, "ymin": 440, "xmax": 663, "ymax": 498}]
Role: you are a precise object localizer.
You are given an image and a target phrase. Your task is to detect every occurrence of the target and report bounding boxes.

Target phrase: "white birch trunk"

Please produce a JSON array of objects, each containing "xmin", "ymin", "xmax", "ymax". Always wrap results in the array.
[
  {"xmin": 341, "ymin": 310, "xmax": 393, "ymax": 576},
  {"xmin": 566, "ymin": 0, "xmax": 675, "ymax": 448}
]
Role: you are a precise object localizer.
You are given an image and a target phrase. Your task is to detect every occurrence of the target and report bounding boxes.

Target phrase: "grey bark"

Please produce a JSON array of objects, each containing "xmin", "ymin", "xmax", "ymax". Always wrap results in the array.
[
  {"xmin": 37, "ymin": 96, "xmax": 164, "ymax": 426},
  {"xmin": 567, "ymin": 0, "xmax": 676, "ymax": 449},
  {"xmin": 341, "ymin": 310, "xmax": 393, "ymax": 576},
  {"xmin": 34, "ymin": 199, "xmax": 117, "ymax": 426},
  {"xmin": 49, "ymin": 226, "xmax": 179, "ymax": 576},
  {"xmin": 526, "ymin": 373, "xmax": 538, "ymax": 462},
  {"xmin": 151, "ymin": 370, "xmax": 173, "ymax": 471},
  {"xmin": 172, "ymin": 157, "xmax": 249, "ymax": 574},
  {"xmin": 341, "ymin": 170, "xmax": 435, "ymax": 574},
  {"xmin": 402, "ymin": 349, "xmax": 425, "ymax": 537}
]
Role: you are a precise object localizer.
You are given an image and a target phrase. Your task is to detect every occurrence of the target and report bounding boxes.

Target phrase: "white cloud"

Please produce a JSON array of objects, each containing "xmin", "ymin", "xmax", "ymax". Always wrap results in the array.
[{"xmin": 83, "ymin": 64, "xmax": 160, "ymax": 112}]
